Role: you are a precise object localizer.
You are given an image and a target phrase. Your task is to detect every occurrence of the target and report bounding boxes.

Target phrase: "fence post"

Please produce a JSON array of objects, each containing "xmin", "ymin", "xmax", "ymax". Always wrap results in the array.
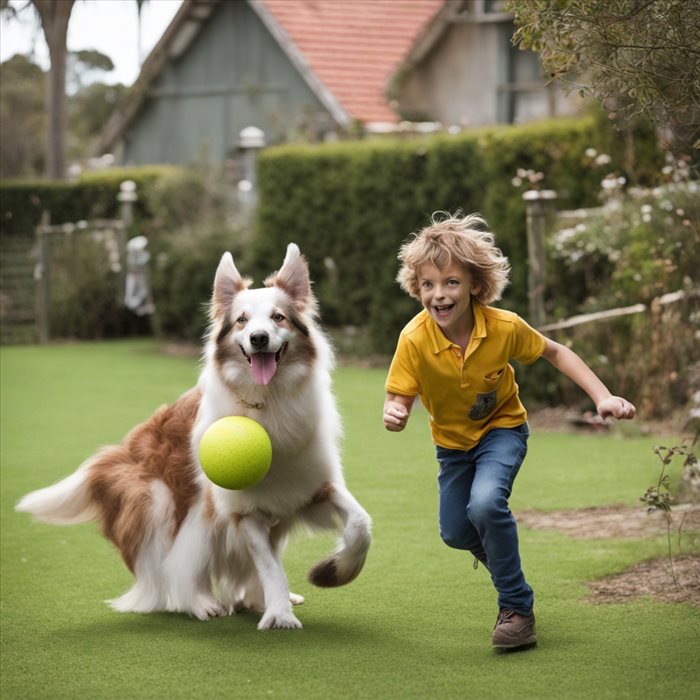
[
  {"xmin": 35, "ymin": 211, "xmax": 51, "ymax": 344},
  {"xmin": 237, "ymin": 126, "xmax": 266, "ymax": 210},
  {"xmin": 117, "ymin": 180, "xmax": 137, "ymax": 300},
  {"xmin": 522, "ymin": 189, "xmax": 557, "ymax": 328}
]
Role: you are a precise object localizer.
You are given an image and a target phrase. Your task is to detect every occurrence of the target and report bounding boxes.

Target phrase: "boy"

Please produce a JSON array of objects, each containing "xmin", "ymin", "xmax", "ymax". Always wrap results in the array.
[{"xmin": 383, "ymin": 212, "xmax": 635, "ymax": 650}]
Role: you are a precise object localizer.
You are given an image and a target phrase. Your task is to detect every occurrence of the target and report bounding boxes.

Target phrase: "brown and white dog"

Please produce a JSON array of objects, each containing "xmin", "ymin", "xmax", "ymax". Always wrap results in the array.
[{"xmin": 16, "ymin": 244, "xmax": 372, "ymax": 630}]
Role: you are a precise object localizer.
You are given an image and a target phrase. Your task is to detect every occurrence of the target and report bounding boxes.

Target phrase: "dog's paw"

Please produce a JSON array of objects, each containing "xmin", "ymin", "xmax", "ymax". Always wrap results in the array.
[
  {"xmin": 289, "ymin": 592, "xmax": 305, "ymax": 606},
  {"xmin": 257, "ymin": 608, "xmax": 303, "ymax": 630},
  {"xmin": 191, "ymin": 593, "xmax": 225, "ymax": 621}
]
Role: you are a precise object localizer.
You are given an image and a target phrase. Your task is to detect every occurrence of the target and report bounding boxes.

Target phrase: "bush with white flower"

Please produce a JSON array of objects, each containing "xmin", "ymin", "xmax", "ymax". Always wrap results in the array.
[
  {"xmin": 547, "ymin": 150, "xmax": 697, "ymax": 312},
  {"xmin": 515, "ymin": 151, "xmax": 699, "ymax": 418}
]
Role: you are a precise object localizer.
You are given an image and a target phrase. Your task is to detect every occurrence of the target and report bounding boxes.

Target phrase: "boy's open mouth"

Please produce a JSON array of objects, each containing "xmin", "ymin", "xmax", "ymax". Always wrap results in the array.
[
  {"xmin": 433, "ymin": 304, "xmax": 454, "ymax": 316},
  {"xmin": 240, "ymin": 343, "xmax": 288, "ymax": 385}
]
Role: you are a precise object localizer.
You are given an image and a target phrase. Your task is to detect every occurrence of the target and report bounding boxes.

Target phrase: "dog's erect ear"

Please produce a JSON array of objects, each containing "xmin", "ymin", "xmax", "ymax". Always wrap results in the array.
[
  {"xmin": 266, "ymin": 243, "xmax": 311, "ymax": 304},
  {"xmin": 212, "ymin": 252, "xmax": 248, "ymax": 319}
]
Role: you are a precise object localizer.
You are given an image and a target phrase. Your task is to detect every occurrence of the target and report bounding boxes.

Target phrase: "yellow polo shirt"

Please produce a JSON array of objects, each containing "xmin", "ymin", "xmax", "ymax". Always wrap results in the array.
[{"xmin": 385, "ymin": 303, "xmax": 546, "ymax": 450}]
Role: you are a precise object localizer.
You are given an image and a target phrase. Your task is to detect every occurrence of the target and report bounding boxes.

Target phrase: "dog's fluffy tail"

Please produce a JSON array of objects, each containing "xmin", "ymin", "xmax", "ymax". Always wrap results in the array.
[{"xmin": 15, "ymin": 461, "xmax": 97, "ymax": 525}]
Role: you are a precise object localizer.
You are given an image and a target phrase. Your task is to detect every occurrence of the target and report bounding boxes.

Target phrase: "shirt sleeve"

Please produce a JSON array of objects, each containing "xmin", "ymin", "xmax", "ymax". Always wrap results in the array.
[
  {"xmin": 511, "ymin": 315, "xmax": 547, "ymax": 365},
  {"xmin": 385, "ymin": 332, "xmax": 420, "ymax": 396}
]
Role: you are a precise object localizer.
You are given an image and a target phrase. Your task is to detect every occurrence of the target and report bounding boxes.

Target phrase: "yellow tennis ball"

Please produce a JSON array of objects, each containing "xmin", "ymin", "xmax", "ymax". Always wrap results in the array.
[{"xmin": 199, "ymin": 416, "xmax": 272, "ymax": 490}]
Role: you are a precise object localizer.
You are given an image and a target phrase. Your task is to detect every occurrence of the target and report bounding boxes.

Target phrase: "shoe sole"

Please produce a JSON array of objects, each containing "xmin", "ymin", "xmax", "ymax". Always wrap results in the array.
[{"xmin": 493, "ymin": 638, "xmax": 538, "ymax": 652}]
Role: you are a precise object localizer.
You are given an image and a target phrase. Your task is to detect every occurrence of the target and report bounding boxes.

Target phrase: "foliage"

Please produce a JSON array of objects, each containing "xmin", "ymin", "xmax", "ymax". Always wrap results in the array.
[
  {"xmin": 150, "ymin": 222, "xmax": 247, "ymax": 342},
  {"xmin": 508, "ymin": 0, "xmax": 700, "ymax": 153},
  {"xmin": 0, "ymin": 165, "xmax": 176, "ymax": 237},
  {"xmin": 546, "ymin": 151, "xmax": 698, "ymax": 314},
  {"xmin": 141, "ymin": 161, "xmax": 251, "ymax": 341},
  {"xmin": 141, "ymin": 164, "xmax": 230, "ymax": 235},
  {"xmin": 46, "ymin": 225, "xmax": 147, "ymax": 339},
  {"xmin": 0, "ymin": 49, "xmax": 129, "ymax": 178},
  {"xmin": 641, "ymin": 439, "xmax": 699, "ymax": 585},
  {"xmin": 0, "ymin": 54, "xmax": 46, "ymax": 177},
  {"xmin": 68, "ymin": 81, "xmax": 128, "ymax": 165},
  {"xmin": 254, "ymin": 116, "xmax": 655, "ymax": 353}
]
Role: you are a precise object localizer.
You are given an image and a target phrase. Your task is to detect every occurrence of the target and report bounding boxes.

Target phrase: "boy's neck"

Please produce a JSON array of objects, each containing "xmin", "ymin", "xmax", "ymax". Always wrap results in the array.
[{"xmin": 436, "ymin": 301, "xmax": 475, "ymax": 354}]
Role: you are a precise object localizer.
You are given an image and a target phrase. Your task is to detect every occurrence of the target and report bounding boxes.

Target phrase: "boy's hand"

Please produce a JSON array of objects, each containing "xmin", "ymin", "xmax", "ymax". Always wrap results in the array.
[
  {"xmin": 596, "ymin": 396, "xmax": 636, "ymax": 420},
  {"xmin": 384, "ymin": 403, "xmax": 410, "ymax": 432}
]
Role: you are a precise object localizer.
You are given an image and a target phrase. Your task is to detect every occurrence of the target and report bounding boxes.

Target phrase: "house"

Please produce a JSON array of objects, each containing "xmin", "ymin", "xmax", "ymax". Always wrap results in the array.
[
  {"xmin": 390, "ymin": 0, "xmax": 579, "ymax": 127},
  {"xmin": 97, "ymin": 0, "xmax": 579, "ymax": 167}
]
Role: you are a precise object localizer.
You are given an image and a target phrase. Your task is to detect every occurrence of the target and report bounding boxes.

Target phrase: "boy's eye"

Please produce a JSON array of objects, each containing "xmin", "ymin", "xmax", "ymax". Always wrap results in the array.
[
  {"xmin": 448, "ymin": 279, "xmax": 460, "ymax": 286},
  {"xmin": 421, "ymin": 281, "xmax": 432, "ymax": 288}
]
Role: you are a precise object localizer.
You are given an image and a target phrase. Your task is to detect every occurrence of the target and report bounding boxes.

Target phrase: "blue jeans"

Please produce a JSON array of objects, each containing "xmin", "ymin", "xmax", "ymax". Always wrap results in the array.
[{"xmin": 436, "ymin": 424, "xmax": 533, "ymax": 615}]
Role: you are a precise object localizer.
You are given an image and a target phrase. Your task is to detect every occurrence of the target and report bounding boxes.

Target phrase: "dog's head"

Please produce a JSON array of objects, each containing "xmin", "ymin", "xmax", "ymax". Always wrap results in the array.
[{"xmin": 209, "ymin": 243, "xmax": 318, "ymax": 387}]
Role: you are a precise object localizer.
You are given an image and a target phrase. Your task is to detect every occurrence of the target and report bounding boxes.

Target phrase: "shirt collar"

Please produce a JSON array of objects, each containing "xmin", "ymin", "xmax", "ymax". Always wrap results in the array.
[{"xmin": 425, "ymin": 301, "xmax": 487, "ymax": 354}]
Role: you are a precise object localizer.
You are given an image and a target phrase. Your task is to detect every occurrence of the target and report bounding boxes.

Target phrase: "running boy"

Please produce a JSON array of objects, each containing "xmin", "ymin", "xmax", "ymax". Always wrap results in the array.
[{"xmin": 383, "ymin": 212, "xmax": 635, "ymax": 650}]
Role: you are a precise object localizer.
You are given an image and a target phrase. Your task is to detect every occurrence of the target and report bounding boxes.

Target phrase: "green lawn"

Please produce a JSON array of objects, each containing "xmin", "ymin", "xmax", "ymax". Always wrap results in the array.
[{"xmin": 1, "ymin": 340, "xmax": 697, "ymax": 699}]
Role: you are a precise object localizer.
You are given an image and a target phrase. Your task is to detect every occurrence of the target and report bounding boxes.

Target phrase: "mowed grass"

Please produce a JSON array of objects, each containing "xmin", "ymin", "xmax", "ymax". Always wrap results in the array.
[{"xmin": 1, "ymin": 340, "xmax": 698, "ymax": 700}]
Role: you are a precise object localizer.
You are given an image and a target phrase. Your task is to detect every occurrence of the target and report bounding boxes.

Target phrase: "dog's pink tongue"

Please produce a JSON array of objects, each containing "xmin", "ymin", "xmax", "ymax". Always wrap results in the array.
[{"xmin": 250, "ymin": 352, "xmax": 277, "ymax": 385}]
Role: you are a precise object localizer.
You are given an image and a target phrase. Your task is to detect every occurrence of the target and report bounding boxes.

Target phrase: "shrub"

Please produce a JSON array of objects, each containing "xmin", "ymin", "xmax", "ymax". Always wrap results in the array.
[
  {"xmin": 44, "ymin": 226, "xmax": 149, "ymax": 340},
  {"xmin": 547, "ymin": 152, "xmax": 698, "ymax": 313},
  {"xmin": 0, "ymin": 166, "xmax": 176, "ymax": 238},
  {"xmin": 150, "ymin": 222, "xmax": 249, "ymax": 342},
  {"xmin": 254, "ymin": 116, "xmax": 661, "ymax": 353}
]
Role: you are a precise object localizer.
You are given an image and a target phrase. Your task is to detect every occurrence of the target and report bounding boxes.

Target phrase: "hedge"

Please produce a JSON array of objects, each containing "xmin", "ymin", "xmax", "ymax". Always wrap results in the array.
[
  {"xmin": 0, "ymin": 166, "xmax": 176, "ymax": 238},
  {"xmin": 251, "ymin": 116, "xmax": 662, "ymax": 353}
]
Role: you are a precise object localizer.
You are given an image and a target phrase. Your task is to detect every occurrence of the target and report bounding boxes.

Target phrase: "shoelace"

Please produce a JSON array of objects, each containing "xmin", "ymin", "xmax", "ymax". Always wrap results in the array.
[{"xmin": 497, "ymin": 609, "xmax": 516, "ymax": 625}]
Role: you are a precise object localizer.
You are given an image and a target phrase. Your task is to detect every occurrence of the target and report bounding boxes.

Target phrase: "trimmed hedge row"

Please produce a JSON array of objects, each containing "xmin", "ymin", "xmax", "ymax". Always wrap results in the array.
[
  {"xmin": 0, "ymin": 166, "xmax": 175, "ymax": 237},
  {"xmin": 252, "ymin": 116, "xmax": 661, "ymax": 353}
]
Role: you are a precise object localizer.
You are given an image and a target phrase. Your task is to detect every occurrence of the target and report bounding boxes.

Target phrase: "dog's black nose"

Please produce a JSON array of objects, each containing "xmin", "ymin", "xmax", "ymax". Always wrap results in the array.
[{"xmin": 250, "ymin": 332, "xmax": 269, "ymax": 349}]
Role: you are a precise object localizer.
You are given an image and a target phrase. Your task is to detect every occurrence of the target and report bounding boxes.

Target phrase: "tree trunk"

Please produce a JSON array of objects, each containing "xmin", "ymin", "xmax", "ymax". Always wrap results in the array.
[{"xmin": 33, "ymin": 0, "xmax": 75, "ymax": 180}]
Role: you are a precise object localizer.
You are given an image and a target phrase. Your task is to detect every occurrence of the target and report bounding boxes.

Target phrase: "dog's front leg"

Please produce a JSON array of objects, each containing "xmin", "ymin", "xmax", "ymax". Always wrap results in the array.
[
  {"xmin": 307, "ymin": 483, "xmax": 372, "ymax": 588},
  {"xmin": 239, "ymin": 514, "xmax": 302, "ymax": 630}
]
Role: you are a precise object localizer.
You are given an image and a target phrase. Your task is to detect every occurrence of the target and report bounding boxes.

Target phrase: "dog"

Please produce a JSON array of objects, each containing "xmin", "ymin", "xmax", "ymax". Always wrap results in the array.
[{"xmin": 16, "ymin": 244, "xmax": 372, "ymax": 630}]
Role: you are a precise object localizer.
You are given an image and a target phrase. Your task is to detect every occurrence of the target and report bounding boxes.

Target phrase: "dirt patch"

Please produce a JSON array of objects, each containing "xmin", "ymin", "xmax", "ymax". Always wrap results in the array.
[
  {"xmin": 515, "ymin": 504, "xmax": 700, "ymax": 607},
  {"xmin": 516, "ymin": 503, "xmax": 700, "ymax": 540},
  {"xmin": 586, "ymin": 555, "xmax": 700, "ymax": 607}
]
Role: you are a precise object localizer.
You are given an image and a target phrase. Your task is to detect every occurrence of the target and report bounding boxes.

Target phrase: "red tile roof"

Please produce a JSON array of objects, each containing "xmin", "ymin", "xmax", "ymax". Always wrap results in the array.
[{"xmin": 259, "ymin": 0, "xmax": 444, "ymax": 124}]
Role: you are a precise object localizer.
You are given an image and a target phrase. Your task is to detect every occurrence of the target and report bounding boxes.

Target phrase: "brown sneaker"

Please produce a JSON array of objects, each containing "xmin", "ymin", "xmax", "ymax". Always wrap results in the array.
[{"xmin": 491, "ymin": 609, "xmax": 537, "ymax": 649}]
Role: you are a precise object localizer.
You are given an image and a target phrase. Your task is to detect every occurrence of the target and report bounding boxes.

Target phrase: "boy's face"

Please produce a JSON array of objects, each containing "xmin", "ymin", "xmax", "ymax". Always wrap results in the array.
[{"xmin": 418, "ymin": 261, "xmax": 481, "ymax": 336}]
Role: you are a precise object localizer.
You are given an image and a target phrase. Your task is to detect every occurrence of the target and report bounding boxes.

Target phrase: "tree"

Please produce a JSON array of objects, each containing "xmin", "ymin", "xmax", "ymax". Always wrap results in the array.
[
  {"xmin": 0, "ymin": 54, "xmax": 46, "ymax": 177},
  {"xmin": 0, "ymin": 49, "xmax": 126, "ymax": 177},
  {"xmin": 508, "ymin": 0, "xmax": 700, "ymax": 153},
  {"xmin": 31, "ymin": 0, "xmax": 76, "ymax": 179}
]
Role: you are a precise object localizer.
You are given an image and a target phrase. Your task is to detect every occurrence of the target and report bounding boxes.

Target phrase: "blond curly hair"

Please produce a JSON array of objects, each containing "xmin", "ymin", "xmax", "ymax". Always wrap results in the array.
[{"xmin": 396, "ymin": 212, "xmax": 510, "ymax": 305}]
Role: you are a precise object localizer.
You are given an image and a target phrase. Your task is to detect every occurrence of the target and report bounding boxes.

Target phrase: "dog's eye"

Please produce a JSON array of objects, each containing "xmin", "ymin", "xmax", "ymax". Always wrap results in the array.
[
  {"xmin": 271, "ymin": 313, "xmax": 285, "ymax": 323},
  {"xmin": 235, "ymin": 315, "xmax": 247, "ymax": 325}
]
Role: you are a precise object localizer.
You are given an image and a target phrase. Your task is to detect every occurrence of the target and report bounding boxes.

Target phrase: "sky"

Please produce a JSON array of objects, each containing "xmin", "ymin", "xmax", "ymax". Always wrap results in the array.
[{"xmin": 0, "ymin": 0, "xmax": 183, "ymax": 87}]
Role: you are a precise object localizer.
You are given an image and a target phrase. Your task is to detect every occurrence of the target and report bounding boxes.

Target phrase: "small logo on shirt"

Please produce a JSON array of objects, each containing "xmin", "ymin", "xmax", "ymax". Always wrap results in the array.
[{"xmin": 468, "ymin": 391, "xmax": 497, "ymax": 420}]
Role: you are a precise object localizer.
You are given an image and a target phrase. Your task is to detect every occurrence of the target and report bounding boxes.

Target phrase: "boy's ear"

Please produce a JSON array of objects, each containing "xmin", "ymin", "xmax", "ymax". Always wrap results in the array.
[{"xmin": 212, "ymin": 252, "xmax": 248, "ymax": 319}]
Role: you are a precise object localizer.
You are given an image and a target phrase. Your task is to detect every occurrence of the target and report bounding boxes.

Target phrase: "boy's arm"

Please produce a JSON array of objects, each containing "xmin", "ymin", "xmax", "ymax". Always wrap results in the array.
[
  {"xmin": 384, "ymin": 392, "xmax": 415, "ymax": 432},
  {"xmin": 541, "ymin": 338, "xmax": 636, "ymax": 420}
]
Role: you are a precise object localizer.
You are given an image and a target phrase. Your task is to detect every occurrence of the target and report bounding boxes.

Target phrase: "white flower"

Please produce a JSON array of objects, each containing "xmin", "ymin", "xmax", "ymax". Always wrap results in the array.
[
  {"xmin": 641, "ymin": 204, "xmax": 653, "ymax": 214},
  {"xmin": 585, "ymin": 148, "xmax": 597, "ymax": 158},
  {"xmin": 595, "ymin": 154, "xmax": 611, "ymax": 166},
  {"xmin": 511, "ymin": 177, "xmax": 522, "ymax": 187}
]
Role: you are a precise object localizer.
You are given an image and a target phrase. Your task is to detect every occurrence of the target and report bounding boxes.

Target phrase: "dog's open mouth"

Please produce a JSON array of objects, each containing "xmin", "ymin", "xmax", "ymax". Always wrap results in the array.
[{"xmin": 240, "ymin": 343, "xmax": 288, "ymax": 385}]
